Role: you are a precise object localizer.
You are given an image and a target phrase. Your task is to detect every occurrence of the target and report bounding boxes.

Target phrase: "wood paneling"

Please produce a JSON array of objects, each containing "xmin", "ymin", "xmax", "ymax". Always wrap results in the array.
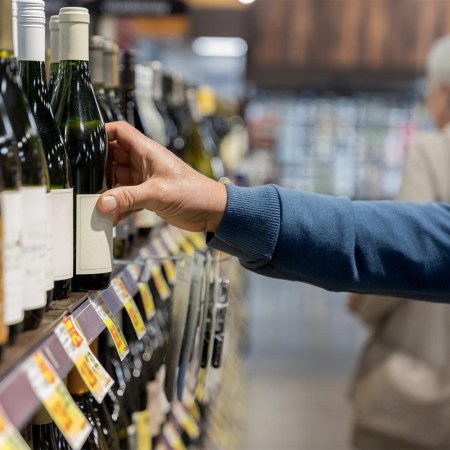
[{"xmin": 248, "ymin": 0, "xmax": 450, "ymax": 88}]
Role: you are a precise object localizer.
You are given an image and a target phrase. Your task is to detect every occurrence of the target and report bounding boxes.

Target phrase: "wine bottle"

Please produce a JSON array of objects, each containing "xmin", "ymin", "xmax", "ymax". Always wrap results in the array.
[
  {"xmin": 67, "ymin": 364, "xmax": 110, "ymax": 450},
  {"xmin": 18, "ymin": 0, "xmax": 73, "ymax": 301},
  {"xmin": 89, "ymin": 35, "xmax": 114, "ymax": 123},
  {"xmin": 1, "ymin": 0, "xmax": 49, "ymax": 330},
  {"xmin": 48, "ymin": 15, "xmax": 60, "ymax": 98},
  {"xmin": 31, "ymin": 405, "xmax": 71, "ymax": 450},
  {"xmin": 52, "ymin": 7, "xmax": 112, "ymax": 292},
  {"xmin": 103, "ymin": 40, "xmax": 125, "ymax": 122},
  {"xmin": 169, "ymin": 75, "xmax": 193, "ymax": 150},
  {"xmin": 184, "ymin": 88, "xmax": 215, "ymax": 178},
  {"xmin": 0, "ymin": 92, "xmax": 23, "ymax": 345}
]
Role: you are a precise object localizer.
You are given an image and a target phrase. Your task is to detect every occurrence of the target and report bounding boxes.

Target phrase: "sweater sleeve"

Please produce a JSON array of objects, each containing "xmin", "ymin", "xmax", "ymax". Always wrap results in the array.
[{"xmin": 208, "ymin": 184, "xmax": 450, "ymax": 302}]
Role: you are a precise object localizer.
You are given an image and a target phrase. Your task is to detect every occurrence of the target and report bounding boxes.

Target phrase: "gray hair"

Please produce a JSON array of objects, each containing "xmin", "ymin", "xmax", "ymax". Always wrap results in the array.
[{"xmin": 427, "ymin": 35, "xmax": 450, "ymax": 86}]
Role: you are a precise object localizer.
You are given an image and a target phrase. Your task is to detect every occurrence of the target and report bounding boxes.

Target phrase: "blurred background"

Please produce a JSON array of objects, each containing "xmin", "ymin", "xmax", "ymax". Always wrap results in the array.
[{"xmin": 50, "ymin": 1, "xmax": 450, "ymax": 448}]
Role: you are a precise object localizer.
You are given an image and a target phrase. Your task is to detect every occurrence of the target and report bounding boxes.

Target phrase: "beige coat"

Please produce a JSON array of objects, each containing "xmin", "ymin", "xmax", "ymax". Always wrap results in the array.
[{"xmin": 352, "ymin": 125, "xmax": 450, "ymax": 449}]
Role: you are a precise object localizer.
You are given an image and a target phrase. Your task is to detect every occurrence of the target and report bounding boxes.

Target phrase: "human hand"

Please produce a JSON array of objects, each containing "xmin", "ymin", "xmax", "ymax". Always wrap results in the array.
[{"xmin": 96, "ymin": 121, "xmax": 227, "ymax": 232}]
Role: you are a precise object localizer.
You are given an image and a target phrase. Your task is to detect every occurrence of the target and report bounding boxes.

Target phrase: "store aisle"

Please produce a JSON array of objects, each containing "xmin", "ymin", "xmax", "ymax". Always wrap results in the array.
[{"xmin": 240, "ymin": 273, "xmax": 368, "ymax": 450}]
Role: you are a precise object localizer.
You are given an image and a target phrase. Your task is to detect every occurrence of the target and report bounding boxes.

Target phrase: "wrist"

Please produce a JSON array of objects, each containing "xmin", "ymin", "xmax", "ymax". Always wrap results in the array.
[{"xmin": 206, "ymin": 180, "xmax": 228, "ymax": 232}]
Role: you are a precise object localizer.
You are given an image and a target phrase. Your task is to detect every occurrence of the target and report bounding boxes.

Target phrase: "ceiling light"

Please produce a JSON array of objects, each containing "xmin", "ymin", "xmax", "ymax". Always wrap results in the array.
[
  {"xmin": 239, "ymin": 0, "xmax": 256, "ymax": 4},
  {"xmin": 192, "ymin": 37, "xmax": 248, "ymax": 58}
]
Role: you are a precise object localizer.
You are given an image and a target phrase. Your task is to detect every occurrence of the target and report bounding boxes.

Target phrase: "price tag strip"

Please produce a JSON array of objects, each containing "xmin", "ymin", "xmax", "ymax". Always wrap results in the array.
[
  {"xmin": 182, "ymin": 389, "xmax": 201, "ymax": 423},
  {"xmin": 112, "ymin": 278, "xmax": 146, "ymax": 340},
  {"xmin": 90, "ymin": 293, "xmax": 129, "ymax": 361},
  {"xmin": 25, "ymin": 351, "xmax": 92, "ymax": 450},
  {"xmin": 54, "ymin": 315, "xmax": 114, "ymax": 403},
  {"xmin": 140, "ymin": 247, "xmax": 171, "ymax": 301},
  {"xmin": 188, "ymin": 232, "xmax": 207, "ymax": 252},
  {"xmin": 150, "ymin": 238, "xmax": 177, "ymax": 285},
  {"xmin": 127, "ymin": 263, "xmax": 142, "ymax": 282},
  {"xmin": 138, "ymin": 282, "xmax": 156, "ymax": 321},
  {"xmin": 133, "ymin": 410, "xmax": 151, "ymax": 450},
  {"xmin": 162, "ymin": 422, "xmax": 187, "ymax": 450},
  {"xmin": 172, "ymin": 401, "xmax": 200, "ymax": 441},
  {"xmin": 0, "ymin": 404, "xmax": 29, "ymax": 450},
  {"xmin": 160, "ymin": 227, "xmax": 180, "ymax": 255}
]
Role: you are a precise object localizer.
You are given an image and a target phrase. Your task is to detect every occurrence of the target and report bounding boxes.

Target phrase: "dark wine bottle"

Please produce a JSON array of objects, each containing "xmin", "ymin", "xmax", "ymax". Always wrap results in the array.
[
  {"xmin": 0, "ymin": 0, "xmax": 49, "ymax": 330},
  {"xmin": 31, "ymin": 406, "xmax": 71, "ymax": 450},
  {"xmin": 0, "ymin": 91, "xmax": 24, "ymax": 344},
  {"xmin": 52, "ymin": 7, "xmax": 112, "ymax": 292},
  {"xmin": 103, "ymin": 40, "xmax": 125, "ymax": 122},
  {"xmin": 18, "ymin": 0, "xmax": 73, "ymax": 301},
  {"xmin": 48, "ymin": 15, "xmax": 60, "ymax": 99},
  {"xmin": 89, "ymin": 35, "xmax": 114, "ymax": 123},
  {"xmin": 67, "ymin": 365, "xmax": 109, "ymax": 450}
]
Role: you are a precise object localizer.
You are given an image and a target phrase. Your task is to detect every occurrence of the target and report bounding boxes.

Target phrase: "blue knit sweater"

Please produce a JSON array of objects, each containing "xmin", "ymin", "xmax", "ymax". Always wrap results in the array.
[{"xmin": 208, "ymin": 184, "xmax": 450, "ymax": 302}]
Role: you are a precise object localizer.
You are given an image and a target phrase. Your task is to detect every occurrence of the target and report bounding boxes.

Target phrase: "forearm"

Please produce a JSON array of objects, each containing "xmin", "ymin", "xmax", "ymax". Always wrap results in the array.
[{"xmin": 208, "ymin": 184, "xmax": 450, "ymax": 302}]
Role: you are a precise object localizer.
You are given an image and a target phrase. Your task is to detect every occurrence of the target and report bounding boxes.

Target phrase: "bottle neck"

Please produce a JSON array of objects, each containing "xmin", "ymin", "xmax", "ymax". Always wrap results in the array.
[
  {"xmin": 59, "ymin": 21, "xmax": 89, "ymax": 61},
  {"xmin": 19, "ymin": 61, "xmax": 50, "ymax": 105}
]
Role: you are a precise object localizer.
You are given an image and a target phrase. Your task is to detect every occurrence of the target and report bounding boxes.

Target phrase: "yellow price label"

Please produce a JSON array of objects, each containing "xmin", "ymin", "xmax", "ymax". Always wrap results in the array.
[
  {"xmin": 133, "ymin": 410, "xmax": 151, "ymax": 450},
  {"xmin": 172, "ymin": 402, "xmax": 200, "ymax": 440},
  {"xmin": 91, "ymin": 295, "xmax": 129, "ymax": 361},
  {"xmin": 151, "ymin": 239, "xmax": 177, "ymax": 285},
  {"xmin": 113, "ymin": 279, "xmax": 146, "ymax": 340},
  {"xmin": 151, "ymin": 265, "xmax": 171, "ymax": 301},
  {"xmin": 138, "ymin": 282, "xmax": 156, "ymax": 321},
  {"xmin": 163, "ymin": 422, "xmax": 186, "ymax": 450},
  {"xmin": 188, "ymin": 232, "xmax": 207, "ymax": 251},
  {"xmin": 179, "ymin": 239, "xmax": 196, "ymax": 256},
  {"xmin": 54, "ymin": 316, "xmax": 114, "ymax": 404},
  {"xmin": 182, "ymin": 390, "xmax": 201, "ymax": 422},
  {"xmin": 26, "ymin": 351, "xmax": 92, "ymax": 450},
  {"xmin": 0, "ymin": 405, "xmax": 29, "ymax": 450}
]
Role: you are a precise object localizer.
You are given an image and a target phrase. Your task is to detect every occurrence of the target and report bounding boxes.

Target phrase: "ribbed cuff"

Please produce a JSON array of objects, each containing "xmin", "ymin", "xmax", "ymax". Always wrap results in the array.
[{"xmin": 207, "ymin": 184, "xmax": 281, "ymax": 268}]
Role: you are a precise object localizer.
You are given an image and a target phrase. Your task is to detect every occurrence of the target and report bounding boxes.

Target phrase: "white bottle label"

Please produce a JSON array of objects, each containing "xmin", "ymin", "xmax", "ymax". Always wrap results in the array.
[
  {"xmin": 51, "ymin": 188, "xmax": 74, "ymax": 281},
  {"xmin": 1, "ymin": 190, "xmax": 24, "ymax": 325},
  {"xmin": 76, "ymin": 194, "xmax": 112, "ymax": 275},
  {"xmin": 45, "ymin": 193, "xmax": 54, "ymax": 291},
  {"xmin": 21, "ymin": 186, "xmax": 47, "ymax": 310}
]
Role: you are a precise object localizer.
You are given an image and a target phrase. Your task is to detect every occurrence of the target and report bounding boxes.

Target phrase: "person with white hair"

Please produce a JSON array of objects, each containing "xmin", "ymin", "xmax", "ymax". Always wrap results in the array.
[{"xmin": 349, "ymin": 35, "xmax": 450, "ymax": 450}]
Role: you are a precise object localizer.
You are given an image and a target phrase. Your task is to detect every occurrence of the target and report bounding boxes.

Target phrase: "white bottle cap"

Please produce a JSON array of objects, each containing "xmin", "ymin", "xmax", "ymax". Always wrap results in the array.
[
  {"xmin": 58, "ymin": 7, "xmax": 90, "ymax": 61},
  {"xmin": 150, "ymin": 60, "xmax": 163, "ymax": 101},
  {"xmin": 17, "ymin": 0, "xmax": 46, "ymax": 62},
  {"xmin": 12, "ymin": 0, "xmax": 18, "ymax": 57},
  {"xmin": 49, "ymin": 15, "xmax": 59, "ymax": 63},
  {"xmin": 103, "ymin": 39, "xmax": 116, "ymax": 89},
  {"xmin": 89, "ymin": 35, "xmax": 104, "ymax": 85}
]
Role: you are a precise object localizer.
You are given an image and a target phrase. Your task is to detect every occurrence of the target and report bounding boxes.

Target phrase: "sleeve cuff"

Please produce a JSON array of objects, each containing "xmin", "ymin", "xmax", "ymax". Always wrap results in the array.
[{"xmin": 207, "ymin": 184, "xmax": 281, "ymax": 268}]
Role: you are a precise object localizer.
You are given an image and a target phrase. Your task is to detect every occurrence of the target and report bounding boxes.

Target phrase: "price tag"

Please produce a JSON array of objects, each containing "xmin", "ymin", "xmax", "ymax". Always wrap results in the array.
[
  {"xmin": 179, "ymin": 238, "xmax": 196, "ymax": 256},
  {"xmin": 160, "ymin": 228, "xmax": 180, "ymax": 255},
  {"xmin": 163, "ymin": 422, "xmax": 186, "ymax": 450},
  {"xmin": 182, "ymin": 389, "xmax": 201, "ymax": 423},
  {"xmin": 90, "ymin": 294, "xmax": 129, "ymax": 361},
  {"xmin": 127, "ymin": 263, "xmax": 142, "ymax": 281},
  {"xmin": 0, "ymin": 404, "xmax": 29, "ymax": 450},
  {"xmin": 172, "ymin": 402, "xmax": 200, "ymax": 440},
  {"xmin": 138, "ymin": 282, "xmax": 156, "ymax": 321},
  {"xmin": 188, "ymin": 232, "xmax": 207, "ymax": 251},
  {"xmin": 151, "ymin": 238, "xmax": 177, "ymax": 285},
  {"xmin": 112, "ymin": 278, "xmax": 146, "ymax": 340},
  {"xmin": 151, "ymin": 264, "xmax": 171, "ymax": 301},
  {"xmin": 25, "ymin": 351, "xmax": 92, "ymax": 450},
  {"xmin": 54, "ymin": 316, "xmax": 114, "ymax": 403},
  {"xmin": 133, "ymin": 410, "xmax": 151, "ymax": 450}
]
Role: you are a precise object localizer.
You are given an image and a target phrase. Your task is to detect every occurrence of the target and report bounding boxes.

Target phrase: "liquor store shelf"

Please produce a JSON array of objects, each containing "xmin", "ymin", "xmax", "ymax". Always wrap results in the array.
[{"xmin": 0, "ymin": 257, "xmax": 141, "ymax": 431}]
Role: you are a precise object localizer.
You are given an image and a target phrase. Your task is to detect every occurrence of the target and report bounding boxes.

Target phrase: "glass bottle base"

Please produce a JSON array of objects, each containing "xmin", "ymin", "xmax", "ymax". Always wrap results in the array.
[
  {"xmin": 72, "ymin": 272, "xmax": 111, "ymax": 292},
  {"xmin": 53, "ymin": 279, "xmax": 72, "ymax": 300},
  {"xmin": 23, "ymin": 307, "xmax": 45, "ymax": 330}
]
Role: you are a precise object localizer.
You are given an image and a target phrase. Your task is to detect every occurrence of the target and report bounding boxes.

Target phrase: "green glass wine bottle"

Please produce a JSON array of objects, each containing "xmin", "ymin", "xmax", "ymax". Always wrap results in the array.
[
  {"xmin": 18, "ymin": 0, "xmax": 73, "ymax": 301},
  {"xmin": 52, "ymin": 7, "xmax": 112, "ymax": 292},
  {"xmin": 1, "ymin": 0, "xmax": 49, "ymax": 330},
  {"xmin": 48, "ymin": 15, "xmax": 60, "ymax": 99},
  {"xmin": 31, "ymin": 405, "xmax": 71, "ymax": 450},
  {"xmin": 89, "ymin": 35, "xmax": 114, "ymax": 123},
  {"xmin": 0, "ymin": 90, "xmax": 23, "ymax": 344}
]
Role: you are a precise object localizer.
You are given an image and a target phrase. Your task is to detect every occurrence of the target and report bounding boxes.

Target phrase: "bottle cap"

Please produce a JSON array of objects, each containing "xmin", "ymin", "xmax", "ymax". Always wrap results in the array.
[
  {"xmin": 17, "ymin": 0, "xmax": 46, "ymax": 62},
  {"xmin": 150, "ymin": 60, "xmax": 163, "ymax": 101},
  {"xmin": 120, "ymin": 49, "xmax": 136, "ymax": 89},
  {"xmin": 89, "ymin": 35, "xmax": 104, "ymax": 85},
  {"xmin": 58, "ymin": 7, "xmax": 90, "ymax": 61},
  {"xmin": 58, "ymin": 7, "xmax": 90, "ymax": 24},
  {"xmin": 103, "ymin": 39, "xmax": 115, "ymax": 88},
  {"xmin": 12, "ymin": 0, "xmax": 18, "ymax": 56},
  {"xmin": 49, "ymin": 15, "xmax": 59, "ymax": 63}
]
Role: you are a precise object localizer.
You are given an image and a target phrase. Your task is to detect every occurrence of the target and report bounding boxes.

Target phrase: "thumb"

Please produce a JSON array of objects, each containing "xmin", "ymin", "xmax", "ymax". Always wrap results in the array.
[{"xmin": 97, "ymin": 183, "xmax": 153, "ymax": 215}]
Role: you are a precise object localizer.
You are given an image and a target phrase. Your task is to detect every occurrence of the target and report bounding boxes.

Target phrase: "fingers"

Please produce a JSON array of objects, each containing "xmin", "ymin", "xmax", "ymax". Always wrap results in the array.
[
  {"xmin": 113, "ymin": 165, "xmax": 134, "ymax": 186},
  {"xmin": 110, "ymin": 142, "xmax": 130, "ymax": 165},
  {"xmin": 97, "ymin": 182, "xmax": 154, "ymax": 216}
]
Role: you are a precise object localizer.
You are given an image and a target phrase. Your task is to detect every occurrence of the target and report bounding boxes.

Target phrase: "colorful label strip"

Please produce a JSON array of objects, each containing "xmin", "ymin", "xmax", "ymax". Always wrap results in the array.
[
  {"xmin": 25, "ymin": 351, "xmax": 92, "ymax": 450},
  {"xmin": 54, "ymin": 315, "xmax": 114, "ymax": 403},
  {"xmin": 90, "ymin": 294, "xmax": 129, "ymax": 361},
  {"xmin": 0, "ymin": 404, "xmax": 29, "ymax": 450}
]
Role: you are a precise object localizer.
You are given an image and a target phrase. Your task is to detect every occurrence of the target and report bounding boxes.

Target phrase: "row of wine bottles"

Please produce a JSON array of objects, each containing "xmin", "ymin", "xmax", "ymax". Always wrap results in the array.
[{"xmin": 0, "ymin": 0, "xmax": 237, "ymax": 353}]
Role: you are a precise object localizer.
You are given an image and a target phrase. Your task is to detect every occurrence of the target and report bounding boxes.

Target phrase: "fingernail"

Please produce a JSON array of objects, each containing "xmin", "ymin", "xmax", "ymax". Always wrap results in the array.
[{"xmin": 101, "ymin": 195, "xmax": 118, "ymax": 213}]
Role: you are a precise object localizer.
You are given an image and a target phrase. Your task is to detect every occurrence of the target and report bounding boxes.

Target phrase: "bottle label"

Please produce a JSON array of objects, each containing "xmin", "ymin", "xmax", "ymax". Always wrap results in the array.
[
  {"xmin": 0, "ymin": 404, "xmax": 29, "ymax": 450},
  {"xmin": 54, "ymin": 315, "xmax": 114, "ymax": 403},
  {"xmin": 76, "ymin": 194, "xmax": 112, "ymax": 275},
  {"xmin": 21, "ymin": 186, "xmax": 47, "ymax": 309},
  {"xmin": 111, "ymin": 278, "xmax": 146, "ymax": 340},
  {"xmin": 45, "ymin": 193, "xmax": 54, "ymax": 291},
  {"xmin": 90, "ymin": 293, "xmax": 129, "ymax": 361},
  {"xmin": 0, "ymin": 191, "xmax": 24, "ymax": 325},
  {"xmin": 25, "ymin": 351, "xmax": 92, "ymax": 450},
  {"xmin": 51, "ymin": 188, "xmax": 74, "ymax": 281}
]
